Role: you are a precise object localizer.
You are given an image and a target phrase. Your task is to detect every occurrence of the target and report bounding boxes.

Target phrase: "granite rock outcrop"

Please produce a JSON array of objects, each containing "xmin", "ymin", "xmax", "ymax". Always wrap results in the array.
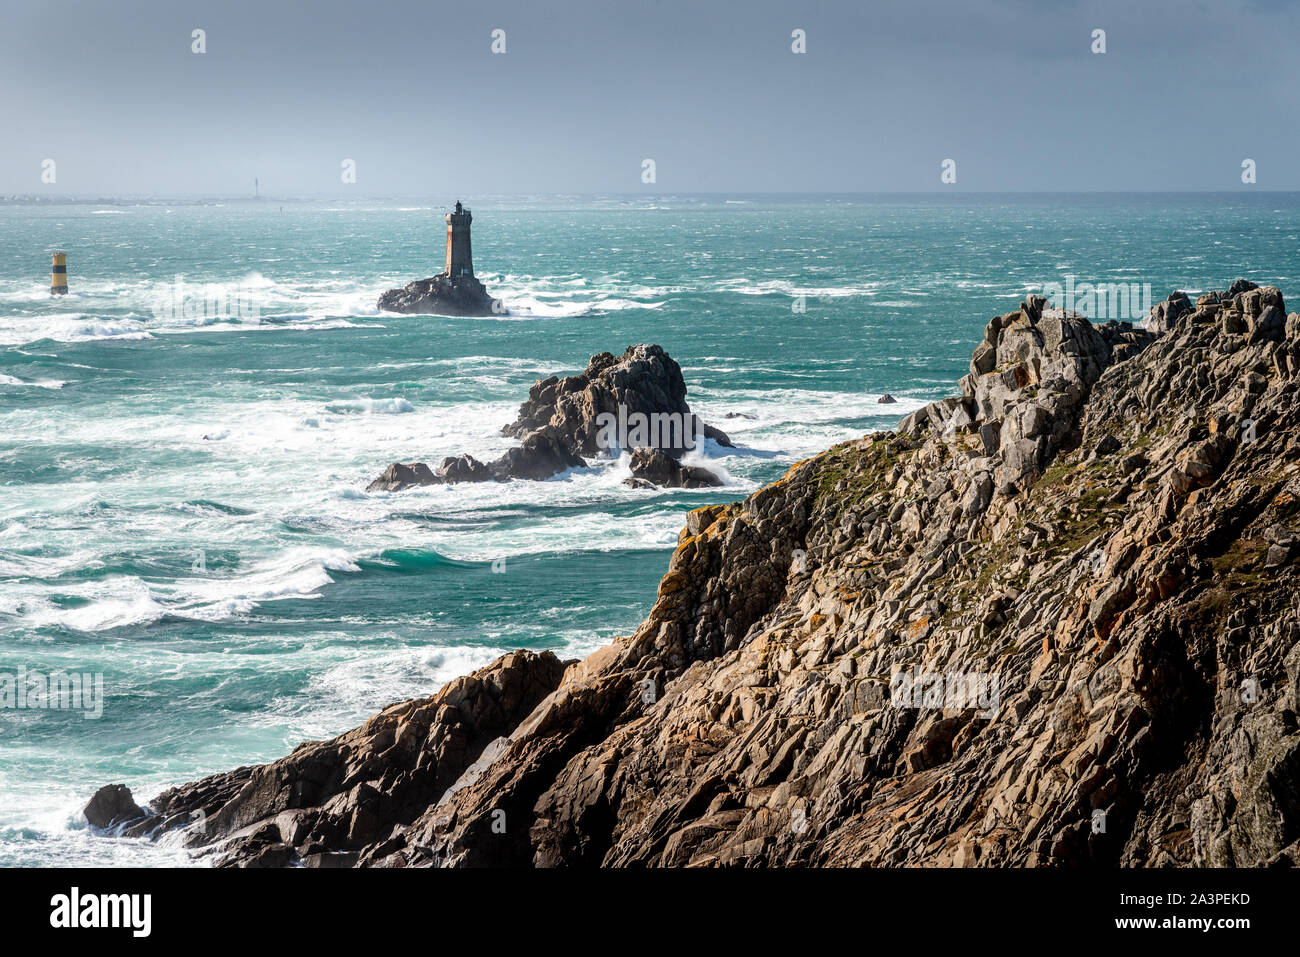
[
  {"xmin": 95, "ymin": 282, "xmax": 1300, "ymax": 868},
  {"xmin": 367, "ymin": 345, "xmax": 728, "ymax": 491}
]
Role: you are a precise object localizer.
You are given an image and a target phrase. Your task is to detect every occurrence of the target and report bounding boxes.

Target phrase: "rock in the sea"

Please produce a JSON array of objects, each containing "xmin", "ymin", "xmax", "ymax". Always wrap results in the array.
[
  {"xmin": 491, "ymin": 426, "xmax": 586, "ymax": 481},
  {"xmin": 366, "ymin": 462, "xmax": 438, "ymax": 492},
  {"xmin": 504, "ymin": 344, "xmax": 731, "ymax": 457},
  {"xmin": 432, "ymin": 453, "xmax": 491, "ymax": 484},
  {"xmin": 369, "ymin": 344, "xmax": 729, "ymax": 491},
  {"xmin": 623, "ymin": 447, "xmax": 722, "ymax": 489},
  {"xmin": 84, "ymin": 784, "xmax": 146, "ymax": 831},
  {"xmin": 377, "ymin": 274, "xmax": 498, "ymax": 317},
  {"xmin": 877, "ymin": 394, "xmax": 897, "ymax": 404}
]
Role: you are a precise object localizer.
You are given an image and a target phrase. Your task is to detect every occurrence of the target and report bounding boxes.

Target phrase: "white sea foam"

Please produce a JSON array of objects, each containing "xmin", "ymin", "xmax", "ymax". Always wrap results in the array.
[
  {"xmin": 37, "ymin": 586, "xmax": 167, "ymax": 632},
  {"xmin": 0, "ymin": 373, "xmax": 64, "ymax": 389},
  {"xmin": 0, "ymin": 267, "xmax": 687, "ymax": 348},
  {"xmin": 325, "ymin": 397, "xmax": 416, "ymax": 415},
  {"xmin": 281, "ymin": 643, "xmax": 508, "ymax": 739},
  {"xmin": 177, "ymin": 548, "xmax": 360, "ymax": 621},
  {"xmin": 0, "ymin": 315, "xmax": 154, "ymax": 345},
  {"xmin": 594, "ymin": 297, "xmax": 665, "ymax": 311},
  {"xmin": 0, "ymin": 795, "xmax": 202, "ymax": 868},
  {"xmin": 500, "ymin": 297, "xmax": 593, "ymax": 319},
  {"xmin": 713, "ymin": 278, "xmax": 885, "ymax": 299},
  {"xmin": 21, "ymin": 547, "xmax": 364, "ymax": 632},
  {"xmin": 0, "ymin": 273, "xmax": 383, "ymax": 347}
]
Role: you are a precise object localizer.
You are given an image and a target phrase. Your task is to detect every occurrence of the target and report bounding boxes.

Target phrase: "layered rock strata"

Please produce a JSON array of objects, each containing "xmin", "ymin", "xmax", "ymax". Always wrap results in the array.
[{"xmin": 93, "ymin": 281, "xmax": 1300, "ymax": 867}]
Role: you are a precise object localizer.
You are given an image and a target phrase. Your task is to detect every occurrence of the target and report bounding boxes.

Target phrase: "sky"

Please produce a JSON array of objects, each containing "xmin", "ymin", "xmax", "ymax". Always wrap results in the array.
[{"xmin": 2, "ymin": 0, "xmax": 1298, "ymax": 196}]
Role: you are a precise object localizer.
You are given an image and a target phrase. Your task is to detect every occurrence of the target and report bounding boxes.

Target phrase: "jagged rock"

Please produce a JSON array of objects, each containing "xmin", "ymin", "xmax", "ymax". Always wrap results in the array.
[
  {"xmin": 878, "ymin": 394, "xmax": 897, "ymax": 404},
  {"xmin": 1143, "ymin": 291, "xmax": 1193, "ymax": 333},
  {"xmin": 1265, "ymin": 544, "xmax": 1293, "ymax": 568},
  {"xmin": 623, "ymin": 447, "xmax": 722, "ymax": 489},
  {"xmin": 369, "ymin": 345, "xmax": 729, "ymax": 491},
  {"xmin": 504, "ymin": 344, "xmax": 731, "ymax": 457},
  {"xmin": 84, "ymin": 784, "xmax": 147, "ymax": 831},
  {"xmin": 366, "ymin": 462, "xmax": 437, "ymax": 492},
  {"xmin": 897, "ymin": 404, "xmax": 931, "ymax": 436},
  {"xmin": 367, "ymin": 428, "xmax": 585, "ymax": 492},
  {"xmin": 1022, "ymin": 294, "xmax": 1048, "ymax": 321},
  {"xmin": 1095, "ymin": 434, "xmax": 1122, "ymax": 456},
  {"xmin": 377, "ymin": 274, "xmax": 497, "ymax": 317},
  {"xmin": 978, "ymin": 421, "xmax": 1001, "ymax": 455},
  {"xmin": 492, "ymin": 427, "xmax": 586, "ymax": 480},
  {"xmin": 99, "ymin": 650, "xmax": 568, "ymax": 867},
  {"xmin": 367, "ymin": 438, "xmax": 587, "ymax": 491},
  {"xmin": 433, "ymin": 454, "xmax": 490, "ymax": 484},
  {"xmin": 103, "ymin": 281, "xmax": 1300, "ymax": 869}
]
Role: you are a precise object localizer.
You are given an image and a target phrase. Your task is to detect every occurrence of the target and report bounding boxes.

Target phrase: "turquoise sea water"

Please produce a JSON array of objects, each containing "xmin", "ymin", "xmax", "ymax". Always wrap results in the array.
[{"xmin": 1, "ymin": 193, "xmax": 1298, "ymax": 865}]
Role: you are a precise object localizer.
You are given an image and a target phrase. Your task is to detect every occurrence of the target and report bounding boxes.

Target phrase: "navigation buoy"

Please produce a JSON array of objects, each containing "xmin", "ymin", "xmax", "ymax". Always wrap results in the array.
[{"xmin": 51, "ymin": 253, "xmax": 68, "ymax": 295}]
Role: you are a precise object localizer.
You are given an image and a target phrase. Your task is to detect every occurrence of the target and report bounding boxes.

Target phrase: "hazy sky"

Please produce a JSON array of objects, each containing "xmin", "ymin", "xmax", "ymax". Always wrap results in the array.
[{"xmin": 3, "ymin": 0, "xmax": 1298, "ymax": 195}]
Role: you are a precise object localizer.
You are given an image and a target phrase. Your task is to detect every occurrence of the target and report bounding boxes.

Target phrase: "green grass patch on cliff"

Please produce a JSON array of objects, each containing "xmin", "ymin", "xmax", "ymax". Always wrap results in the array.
[{"xmin": 810, "ymin": 439, "xmax": 911, "ymax": 518}]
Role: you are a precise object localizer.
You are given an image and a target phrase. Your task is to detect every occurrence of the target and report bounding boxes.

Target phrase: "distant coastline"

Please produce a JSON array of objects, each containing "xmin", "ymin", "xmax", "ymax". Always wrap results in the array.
[{"xmin": 5, "ymin": 190, "xmax": 1300, "ymax": 208}]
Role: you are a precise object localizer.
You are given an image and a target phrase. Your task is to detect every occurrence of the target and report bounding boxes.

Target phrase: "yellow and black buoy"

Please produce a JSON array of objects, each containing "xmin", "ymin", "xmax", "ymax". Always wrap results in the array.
[{"xmin": 50, "ymin": 253, "xmax": 68, "ymax": 295}]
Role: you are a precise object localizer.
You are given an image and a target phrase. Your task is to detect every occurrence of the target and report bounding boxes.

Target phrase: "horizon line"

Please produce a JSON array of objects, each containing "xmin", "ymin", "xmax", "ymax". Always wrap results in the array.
[{"xmin": 3, "ymin": 188, "xmax": 1298, "ymax": 204}]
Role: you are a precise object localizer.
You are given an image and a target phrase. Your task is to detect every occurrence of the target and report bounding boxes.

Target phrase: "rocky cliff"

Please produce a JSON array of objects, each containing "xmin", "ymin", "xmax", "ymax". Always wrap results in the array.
[{"xmin": 90, "ymin": 281, "xmax": 1300, "ymax": 867}]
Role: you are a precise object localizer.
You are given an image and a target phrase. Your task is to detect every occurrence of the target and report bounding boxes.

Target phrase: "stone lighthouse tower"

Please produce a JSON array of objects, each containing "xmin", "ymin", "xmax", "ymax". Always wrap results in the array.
[
  {"xmin": 378, "ymin": 199, "xmax": 496, "ymax": 315},
  {"xmin": 444, "ymin": 200, "xmax": 473, "ymax": 279}
]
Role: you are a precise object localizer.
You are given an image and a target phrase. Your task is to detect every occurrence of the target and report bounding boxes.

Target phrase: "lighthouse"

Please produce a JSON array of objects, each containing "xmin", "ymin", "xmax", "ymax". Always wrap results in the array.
[
  {"xmin": 378, "ymin": 199, "xmax": 497, "ymax": 315},
  {"xmin": 444, "ymin": 200, "xmax": 473, "ymax": 279}
]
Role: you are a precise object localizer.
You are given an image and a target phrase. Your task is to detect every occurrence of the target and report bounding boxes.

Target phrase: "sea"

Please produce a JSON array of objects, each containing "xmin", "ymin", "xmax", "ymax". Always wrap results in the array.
[{"xmin": 1, "ymin": 192, "xmax": 1297, "ymax": 865}]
